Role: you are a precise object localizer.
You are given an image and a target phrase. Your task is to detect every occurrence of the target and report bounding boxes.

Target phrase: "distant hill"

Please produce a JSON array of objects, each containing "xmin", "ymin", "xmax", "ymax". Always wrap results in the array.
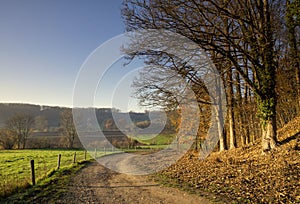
[
  {"xmin": 0, "ymin": 103, "xmax": 67, "ymax": 129},
  {"xmin": 0, "ymin": 103, "xmax": 40, "ymax": 126},
  {"xmin": 0, "ymin": 103, "xmax": 173, "ymax": 133}
]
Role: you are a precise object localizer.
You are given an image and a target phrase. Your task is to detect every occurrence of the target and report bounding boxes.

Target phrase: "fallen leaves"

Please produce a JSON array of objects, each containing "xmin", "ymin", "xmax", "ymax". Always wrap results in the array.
[{"xmin": 159, "ymin": 136, "xmax": 300, "ymax": 203}]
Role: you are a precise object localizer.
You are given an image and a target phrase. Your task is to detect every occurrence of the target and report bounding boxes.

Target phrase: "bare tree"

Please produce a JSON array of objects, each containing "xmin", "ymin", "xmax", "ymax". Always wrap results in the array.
[
  {"xmin": 34, "ymin": 115, "xmax": 48, "ymax": 132},
  {"xmin": 60, "ymin": 109, "xmax": 77, "ymax": 149},
  {"xmin": 122, "ymin": 0, "xmax": 281, "ymax": 152},
  {"xmin": 0, "ymin": 129, "xmax": 16, "ymax": 149},
  {"xmin": 6, "ymin": 113, "xmax": 34, "ymax": 149},
  {"xmin": 131, "ymin": 55, "xmax": 214, "ymax": 150}
]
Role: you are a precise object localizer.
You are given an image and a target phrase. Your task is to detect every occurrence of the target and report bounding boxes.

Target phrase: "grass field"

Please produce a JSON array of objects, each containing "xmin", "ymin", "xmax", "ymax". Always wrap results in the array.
[
  {"xmin": 133, "ymin": 134, "xmax": 176, "ymax": 145},
  {"xmin": 2, "ymin": 161, "xmax": 91, "ymax": 203},
  {"xmin": 0, "ymin": 136, "xmax": 175, "ymax": 199},
  {"xmin": 0, "ymin": 149, "xmax": 96, "ymax": 198}
]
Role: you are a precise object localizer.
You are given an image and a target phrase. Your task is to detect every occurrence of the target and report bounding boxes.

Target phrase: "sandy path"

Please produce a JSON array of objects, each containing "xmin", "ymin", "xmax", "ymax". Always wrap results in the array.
[{"xmin": 55, "ymin": 154, "xmax": 212, "ymax": 204}]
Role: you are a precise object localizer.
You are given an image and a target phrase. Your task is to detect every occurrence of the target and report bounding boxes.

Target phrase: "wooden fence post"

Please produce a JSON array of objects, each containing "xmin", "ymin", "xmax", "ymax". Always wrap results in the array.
[
  {"xmin": 94, "ymin": 148, "xmax": 97, "ymax": 159},
  {"xmin": 84, "ymin": 150, "xmax": 87, "ymax": 161},
  {"xmin": 57, "ymin": 154, "xmax": 61, "ymax": 170},
  {"xmin": 30, "ymin": 160, "xmax": 35, "ymax": 186},
  {"xmin": 73, "ymin": 152, "xmax": 76, "ymax": 163}
]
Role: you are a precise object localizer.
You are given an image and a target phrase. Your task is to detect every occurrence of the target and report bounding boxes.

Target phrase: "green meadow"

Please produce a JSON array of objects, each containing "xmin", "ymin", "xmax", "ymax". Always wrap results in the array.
[
  {"xmin": 133, "ymin": 134, "xmax": 176, "ymax": 146},
  {"xmin": 0, "ymin": 149, "xmax": 95, "ymax": 198},
  {"xmin": 0, "ymin": 136, "xmax": 176, "ymax": 198}
]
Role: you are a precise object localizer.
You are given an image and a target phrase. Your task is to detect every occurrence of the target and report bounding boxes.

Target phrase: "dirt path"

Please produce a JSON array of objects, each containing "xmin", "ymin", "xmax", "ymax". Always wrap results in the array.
[{"xmin": 55, "ymin": 154, "xmax": 213, "ymax": 204}]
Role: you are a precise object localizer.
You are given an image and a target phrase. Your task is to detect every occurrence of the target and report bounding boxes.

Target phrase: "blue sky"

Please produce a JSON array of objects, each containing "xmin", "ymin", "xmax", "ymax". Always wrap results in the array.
[{"xmin": 0, "ymin": 0, "xmax": 146, "ymax": 111}]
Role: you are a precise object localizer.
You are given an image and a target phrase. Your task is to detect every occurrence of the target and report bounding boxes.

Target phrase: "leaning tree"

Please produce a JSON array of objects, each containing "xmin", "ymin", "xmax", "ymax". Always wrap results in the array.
[{"xmin": 122, "ymin": 0, "xmax": 282, "ymax": 151}]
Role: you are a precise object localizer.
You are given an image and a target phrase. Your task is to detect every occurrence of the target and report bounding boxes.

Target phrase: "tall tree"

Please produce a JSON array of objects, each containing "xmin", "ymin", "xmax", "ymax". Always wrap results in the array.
[
  {"xmin": 286, "ymin": 0, "xmax": 300, "ymax": 109},
  {"xmin": 60, "ymin": 110, "xmax": 77, "ymax": 149},
  {"xmin": 6, "ymin": 113, "xmax": 34, "ymax": 149},
  {"xmin": 226, "ymin": 67, "xmax": 237, "ymax": 149},
  {"xmin": 122, "ymin": 0, "xmax": 280, "ymax": 151},
  {"xmin": 0, "ymin": 129, "xmax": 16, "ymax": 149},
  {"xmin": 132, "ymin": 61, "xmax": 212, "ymax": 150}
]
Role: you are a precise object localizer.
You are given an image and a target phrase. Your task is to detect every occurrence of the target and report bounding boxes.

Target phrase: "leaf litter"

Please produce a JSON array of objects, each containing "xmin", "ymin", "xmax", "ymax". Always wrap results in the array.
[{"xmin": 159, "ymin": 117, "xmax": 300, "ymax": 204}]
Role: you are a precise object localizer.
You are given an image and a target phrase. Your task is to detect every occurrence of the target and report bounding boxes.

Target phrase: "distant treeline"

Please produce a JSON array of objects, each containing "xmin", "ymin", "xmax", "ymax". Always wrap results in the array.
[{"xmin": 0, "ymin": 103, "xmax": 175, "ymax": 133}]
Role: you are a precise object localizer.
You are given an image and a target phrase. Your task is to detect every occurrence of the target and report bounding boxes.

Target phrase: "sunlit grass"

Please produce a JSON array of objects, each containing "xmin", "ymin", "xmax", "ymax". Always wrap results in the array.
[
  {"xmin": 133, "ymin": 134, "xmax": 176, "ymax": 145},
  {"xmin": 0, "ymin": 149, "xmax": 95, "ymax": 198}
]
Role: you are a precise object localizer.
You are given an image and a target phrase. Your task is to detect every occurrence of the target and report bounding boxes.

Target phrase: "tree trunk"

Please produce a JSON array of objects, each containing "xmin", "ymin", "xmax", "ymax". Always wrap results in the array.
[
  {"xmin": 216, "ymin": 105, "xmax": 226, "ymax": 151},
  {"xmin": 258, "ymin": 0, "xmax": 278, "ymax": 152},
  {"xmin": 227, "ymin": 90, "xmax": 236, "ymax": 149},
  {"xmin": 286, "ymin": 0, "xmax": 300, "ymax": 110},
  {"xmin": 215, "ymin": 77, "xmax": 227, "ymax": 151},
  {"xmin": 257, "ymin": 92, "xmax": 277, "ymax": 151},
  {"xmin": 244, "ymin": 124, "xmax": 250, "ymax": 145},
  {"xmin": 22, "ymin": 136, "xmax": 26, "ymax": 149},
  {"xmin": 261, "ymin": 118, "xmax": 277, "ymax": 151},
  {"xmin": 227, "ymin": 68, "xmax": 236, "ymax": 149},
  {"xmin": 296, "ymin": 67, "xmax": 300, "ymax": 110},
  {"xmin": 17, "ymin": 135, "xmax": 22, "ymax": 149}
]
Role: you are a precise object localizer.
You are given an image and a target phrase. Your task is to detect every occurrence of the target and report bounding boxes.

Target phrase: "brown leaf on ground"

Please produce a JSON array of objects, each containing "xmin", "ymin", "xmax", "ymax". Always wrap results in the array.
[{"xmin": 159, "ymin": 118, "xmax": 300, "ymax": 204}]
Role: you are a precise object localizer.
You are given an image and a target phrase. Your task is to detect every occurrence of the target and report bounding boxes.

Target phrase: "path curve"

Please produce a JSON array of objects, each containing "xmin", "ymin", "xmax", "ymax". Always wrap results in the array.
[{"xmin": 56, "ymin": 153, "xmax": 213, "ymax": 204}]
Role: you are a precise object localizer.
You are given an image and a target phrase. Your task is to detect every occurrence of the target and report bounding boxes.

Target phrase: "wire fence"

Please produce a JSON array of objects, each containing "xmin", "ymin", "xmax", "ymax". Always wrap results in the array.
[{"xmin": 0, "ymin": 150, "xmax": 93, "ymax": 198}]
